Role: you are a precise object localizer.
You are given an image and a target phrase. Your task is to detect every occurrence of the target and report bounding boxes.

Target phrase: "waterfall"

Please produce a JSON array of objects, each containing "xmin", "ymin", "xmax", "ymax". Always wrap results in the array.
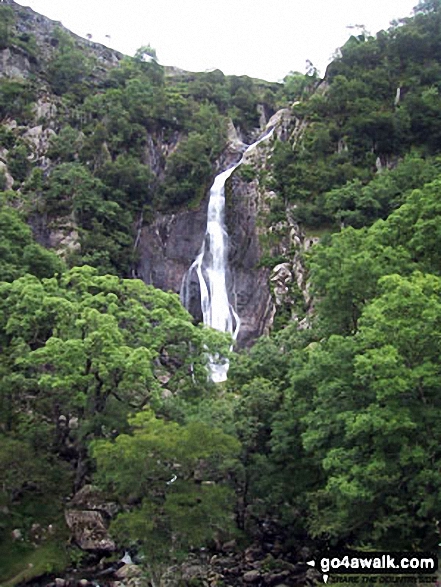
[{"xmin": 181, "ymin": 128, "xmax": 274, "ymax": 382}]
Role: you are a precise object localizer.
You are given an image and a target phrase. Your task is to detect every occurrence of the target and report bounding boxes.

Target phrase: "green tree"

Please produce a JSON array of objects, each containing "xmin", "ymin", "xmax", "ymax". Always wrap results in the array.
[
  {"xmin": 7, "ymin": 142, "xmax": 31, "ymax": 183},
  {"xmin": 301, "ymin": 272, "xmax": 441, "ymax": 549},
  {"xmin": 0, "ymin": 199, "xmax": 63, "ymax": 281},
  {"xmin": 0, "ymin": 5, "xmax": 14, "ymax": 49},
  {"xmin": 47, "ymin": 28, "xmax": 93, "ymax": 96},
  {"xmin": 47, "ymin": 126, "xmax": 84, "ymax": 162},
  {"xmin": 323, "ymin": 154, "xmax": 441, "ymax": 227},
  {"xmin": 0, "ymin": 266, "xmax": 228, "ymax": 489},
  {"xmin": 161, "ymin": 132, "xmax": 213, "ymax": 206},
  {"xmin": 98, "ymin": 154, "xmax": 153, "ymax": 211},
  {"xmin": 91, "ymin": 409, "xmax": 240, "ymax": 583},
  {"xmin": 308, "ymin": 226, "xmax": 412, "ymax": 334}
]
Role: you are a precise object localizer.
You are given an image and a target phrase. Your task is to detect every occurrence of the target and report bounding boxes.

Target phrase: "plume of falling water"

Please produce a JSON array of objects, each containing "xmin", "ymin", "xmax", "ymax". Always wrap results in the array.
[{"xmin": 181, "ymin": 128, "xmax": 274, "ymax": 382}]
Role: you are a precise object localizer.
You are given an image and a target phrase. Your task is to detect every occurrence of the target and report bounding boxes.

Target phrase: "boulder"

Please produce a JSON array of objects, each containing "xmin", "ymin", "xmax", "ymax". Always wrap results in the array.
[
  {"xmin": 114, "ymin": 563, "xmax": 143, "ymax": 580},
  {"xmin": 22, "ymin": 125, "xmax": 56, "ymax": 158},
  {"xmin": 181, "ymin": 563, "xmax": 207, "ymax": 583},
  {"xmin": 243, "ymin": 569, "xmax": 262, "ymax": 583},
  {"xmin": 69, "ymin": 484, "xmax": 119, "ymax": 517},
  {"xmin": 0, "ymin": 161, "xmax": 14, "ymax": 189},
  {"xmin": 64, "ymin": 510, "xmax": 116, "ymax": 551},
  {"xmin": 263, "ymin": 570, "xmax": 291, "ymax": 585}
]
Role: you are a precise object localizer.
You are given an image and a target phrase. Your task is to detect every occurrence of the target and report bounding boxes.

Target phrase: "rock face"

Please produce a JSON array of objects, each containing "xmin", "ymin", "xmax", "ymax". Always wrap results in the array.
[
  {"xmin": 1, "ymin": 0, "xmax": 123, "ymax": 81},
  {"xmin": 135, "ymin": 111, "xmax": 307, "ymax": 347},
  {"xmin": 65, "ymin": 485, "xmax": 118, "ymax": 552},
  {"xmin": 2, "ymin": 1, "xmax": 305, "ymax": 348},
  {"xmin": 226, "ymin": 171, "xmax": 275, "ymax": 347},
  {"xmin": 65, "ymin": 510, "xmax": 116, "ymax": 551},
  {"xmin": 136, "ymin": 129, "xmax": 277, "ymax": 348}
]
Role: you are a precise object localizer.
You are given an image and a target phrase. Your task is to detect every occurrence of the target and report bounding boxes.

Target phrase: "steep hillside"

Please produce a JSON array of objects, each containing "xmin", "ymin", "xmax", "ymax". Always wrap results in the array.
[
  {"xmin": 4, "ymin": 0, "xmax": 441, "ymax": 585},
  {"xmin": 0, "ymin": 0, "xmax": 285, "ymax": 346}
]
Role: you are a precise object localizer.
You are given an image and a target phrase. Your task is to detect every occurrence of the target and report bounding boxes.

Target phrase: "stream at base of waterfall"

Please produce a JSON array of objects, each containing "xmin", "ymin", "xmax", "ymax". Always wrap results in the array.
[{"xmin": 180, "ymin": 128, "xmax": 274, "ymax": 382}]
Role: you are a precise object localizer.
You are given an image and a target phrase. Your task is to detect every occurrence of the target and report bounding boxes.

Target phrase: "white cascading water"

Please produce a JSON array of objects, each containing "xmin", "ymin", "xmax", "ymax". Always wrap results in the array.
[{"xmin": 181, "ymin": 128, "xmax": 274, "ymax": 382}]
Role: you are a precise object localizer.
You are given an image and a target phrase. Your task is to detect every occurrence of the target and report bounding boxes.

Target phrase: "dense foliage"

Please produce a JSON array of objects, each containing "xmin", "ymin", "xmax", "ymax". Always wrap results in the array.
[
  {"xmin": 0, "ymin": 8, "xmax": 278, "ymax": 277},
  {"xmin": 4, "ymin": 0, "xmax": 441, "ymax": 583},
  {"xmin": 269, "ymin": 0, "xmax": 441, "ymax": 228},
  {"xmin": 221, "ymin": 0, "xmax": 441, "ymax": 554}
]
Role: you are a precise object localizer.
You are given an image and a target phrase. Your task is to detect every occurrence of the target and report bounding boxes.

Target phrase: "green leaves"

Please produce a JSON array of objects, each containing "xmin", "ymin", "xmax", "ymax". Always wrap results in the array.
[
  {"xmin": 47, "ymin": 28, "xmax": 94, "ymax": 97},
  {"xmin": 0, "ymin": 264, "xmax": 229, "ymax": 481},
  {"xmin": 91, "ymin": 409, "xmax": 240, "ymax": 562},
  {"xmin": 238, "ymin": 164, "xmax": 441, "ymax": 549},
  {"xmin": 287, "ymin": 272, "xmax": 441, "ymax": 548},
  {"xmin": 0, "ymin": 203, "xmax": 63, "ymax": 282}
]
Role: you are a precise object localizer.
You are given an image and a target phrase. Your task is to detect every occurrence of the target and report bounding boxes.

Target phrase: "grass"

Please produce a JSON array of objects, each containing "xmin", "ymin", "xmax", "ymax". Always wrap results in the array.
[
  {"xmin": 0, "ymin": 540, "xmax": 69, "ymax": 587},
  {"xmin": 0, "ymin": 494, "xmax": 70, "ymax": 587}
]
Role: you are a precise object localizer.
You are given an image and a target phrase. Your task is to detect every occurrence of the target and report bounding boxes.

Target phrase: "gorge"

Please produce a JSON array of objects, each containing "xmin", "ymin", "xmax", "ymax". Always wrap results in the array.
[{"xmin": 3, "ymin": 0, "xmax": 441, "ymax": 585}]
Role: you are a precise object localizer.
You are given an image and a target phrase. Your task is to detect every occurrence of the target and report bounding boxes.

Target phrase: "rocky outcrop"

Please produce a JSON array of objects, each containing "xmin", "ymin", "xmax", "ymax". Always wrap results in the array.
[
  {"xmin": 1, "ymin": 1, "xmax": 308, "ymax": 347},
  {"xmin": 267, "ymin": 108, "xmax": 292, "ymax": 141},
  {"xmin": 65, "ymin": 485, "xmax": 118, "ymax": 552},
  {"xmin": 136, "ymin": 123, "xmax": 278, "ymax": 348},
  {"xmin": 137, "ymin": 206, "xmax": 207, "ymax": 297},
  {"xmin": 69, "ymin": 484, "xmax": 119, "ymax": 517},
  {"xmin": 23, "ymin": 124, "xmax": 56, "ymax": 159},
  {"xmin": 1, "ymin": 0, "xmax": 123, "ymax": 82},
  {"xmin": 265, "ymin": 208, "xmax": 315, "ymax": 329},
  {"xmin": 39, "ymin": 216, "xmax": 81, "ymax": 258},
  {"xmin": 65, "ymin": 510, "xmax": 116, "ymax": 551},
  {"xmin": 134, "ymin": 108, "xmax": 314, "ymax": 347},
  {"xmin": 0, "ymin": 45, "xmax": 31, "ymax": 79},
  {"xmin": 226, "ymin": 148, "xmax": 276, "ymax": 346}
]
